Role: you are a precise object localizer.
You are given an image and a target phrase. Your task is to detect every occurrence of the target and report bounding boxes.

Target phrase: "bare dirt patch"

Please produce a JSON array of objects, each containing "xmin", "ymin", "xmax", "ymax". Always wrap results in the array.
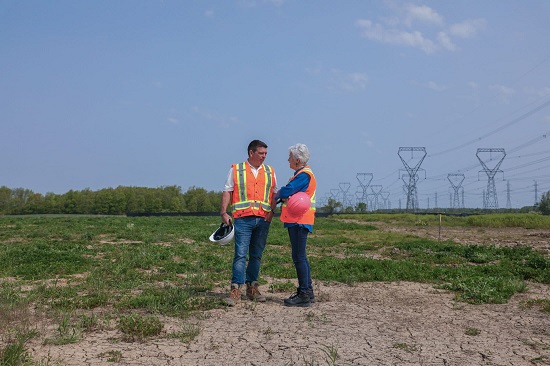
[
  {"xmin": 25, "ymin": 281, "xmax": 550, "ymax": 366},
  {"xmin": 370, "ymin": 222, "xmax": 550, "ymax": 256},
  {"xmin": 16, "ymin": 225, "xmax": 550, "ymax": 365}
]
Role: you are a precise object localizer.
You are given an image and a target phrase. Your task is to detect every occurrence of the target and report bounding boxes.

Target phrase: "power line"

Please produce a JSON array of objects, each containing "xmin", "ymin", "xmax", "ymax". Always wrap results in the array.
[{"xmin": 428, "ymin": 98, "xmax": 550, "ymax": 157}]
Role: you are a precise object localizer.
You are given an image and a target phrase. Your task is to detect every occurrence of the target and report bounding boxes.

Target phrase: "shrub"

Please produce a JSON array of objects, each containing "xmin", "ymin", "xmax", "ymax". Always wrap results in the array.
[{"xmin": 536, "ymin": 191, "xmax": 550, "ymax": 215}]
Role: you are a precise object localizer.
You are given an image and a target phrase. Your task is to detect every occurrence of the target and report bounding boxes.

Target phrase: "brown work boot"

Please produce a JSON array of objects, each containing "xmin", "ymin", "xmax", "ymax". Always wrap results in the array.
[
  {"xmin": 224, "ymin": 284, "xmax": 241, "ymax": 306},
  {"xmin": 246, "ymin": 281, "xmax": 266, "ymax": 302}
]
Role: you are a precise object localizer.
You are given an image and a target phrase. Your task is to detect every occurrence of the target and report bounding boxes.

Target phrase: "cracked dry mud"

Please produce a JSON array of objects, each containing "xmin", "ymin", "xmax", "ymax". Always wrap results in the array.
[{"xmin": 22, "ymin": 225, "xmax": 550, "ymax": 365}]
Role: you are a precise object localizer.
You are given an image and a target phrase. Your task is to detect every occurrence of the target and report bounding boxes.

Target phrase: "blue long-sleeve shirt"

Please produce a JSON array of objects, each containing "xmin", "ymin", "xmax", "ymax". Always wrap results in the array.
[{"xmin": 275, "ymin": 168, "xmax": 313, "ymax": 232}]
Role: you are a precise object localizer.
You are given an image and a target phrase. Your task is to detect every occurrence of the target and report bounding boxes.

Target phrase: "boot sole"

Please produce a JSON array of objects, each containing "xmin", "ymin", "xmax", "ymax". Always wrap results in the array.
[{"xmin": 284, "ymin": 301, "xmax": 311, "ymax": 307}]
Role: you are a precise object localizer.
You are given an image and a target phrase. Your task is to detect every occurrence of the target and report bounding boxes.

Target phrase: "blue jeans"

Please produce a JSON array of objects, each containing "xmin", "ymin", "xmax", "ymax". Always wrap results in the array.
[
  {"xmin": 288, "ymin": 225, "xmax": 312, "ymax": 292},
  {"xmin": 231, "ymin": 216, "xmax": 271, "ymax": 285}
]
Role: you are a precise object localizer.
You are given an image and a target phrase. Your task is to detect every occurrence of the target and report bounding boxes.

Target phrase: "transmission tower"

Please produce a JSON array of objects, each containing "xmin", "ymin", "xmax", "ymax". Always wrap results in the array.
[
  {"xmin": 370, "ymin": 185, "xmax": 383, "ymax": 211},
  {"xmin": 506, "ymin": 180, "xmax": 511, "ymax": 209},
  {"xmin": 476, "ymin": 148, "xmax": 506, "ymax": 209},
  {"xmin": 356, "ymin": 173, "xmax": 373, "ymax": 205},
  {"xmin": 402, "ymin": 174, "xmax": 414, "ymax": 205},
  {"xmin": 398, "ymin": 147, "xmax": 427, "ymax": 211},
  {"xmin": 400, "ymin": 172, "xmax": 424, "ymax": 209},
  {"xmin": 534, "ymin": 180, "xmax": 538, "ymax": 204},
  {"xmin": 355, "ymin": 190, "xmax": 364, "ymax": 210},
  {"xmin": 447, "ymin": 173, "xmax": 465, "ymax": 209},
  {"xmin": 329, "ymin": 189, "xmax": 340, "ymax": 210},
  {"xmin": 381, "ymin": 192, "xmax": 390, "ymax": 210},
  {"xmin": 366, "ymin": 193, "xmax": 375, "ymax": 211},
  {"xmin": 339, "ymin": 182, "xmax": 352, "ymax": 208}
]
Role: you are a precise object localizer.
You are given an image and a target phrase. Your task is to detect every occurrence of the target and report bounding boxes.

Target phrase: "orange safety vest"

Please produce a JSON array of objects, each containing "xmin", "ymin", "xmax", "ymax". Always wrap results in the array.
[
  {"xmin": 230, "ymin": 161, "xmax": 276, "ymax": 218},
  {"xmin": 280, "ymin": 166, "xmax": 316, "ymax": 225}
]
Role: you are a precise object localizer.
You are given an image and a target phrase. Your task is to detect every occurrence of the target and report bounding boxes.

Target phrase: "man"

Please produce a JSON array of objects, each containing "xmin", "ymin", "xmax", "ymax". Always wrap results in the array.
[{"xmin": 220, "ymin": 139, "xmax": 277, "ymax": 306}]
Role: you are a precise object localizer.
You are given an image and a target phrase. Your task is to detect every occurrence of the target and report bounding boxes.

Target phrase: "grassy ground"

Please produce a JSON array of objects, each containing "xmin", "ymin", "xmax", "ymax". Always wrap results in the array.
[
  {"xmin": 340, "ymin": 212, "xmax": 550, "ymax": 229},
  {"xmin": 1, "ymin": 214, "xmax": 549, "ymax": 365}
]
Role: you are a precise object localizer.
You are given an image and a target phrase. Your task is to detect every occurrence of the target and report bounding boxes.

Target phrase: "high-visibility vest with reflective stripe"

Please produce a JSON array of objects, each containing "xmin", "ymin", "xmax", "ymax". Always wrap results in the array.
[
  {"xmin": 280, "ymin": 166, "xmax": 316, "ymax": 225},
  {"xmin": 230, "ymin": 162, "xmax": 276, "ymax": 218}
]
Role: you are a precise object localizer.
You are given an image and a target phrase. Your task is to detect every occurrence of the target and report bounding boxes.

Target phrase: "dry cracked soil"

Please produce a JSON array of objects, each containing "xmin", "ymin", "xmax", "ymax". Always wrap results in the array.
[{"xmin": 16, "ymin": 225, "xmax": 550, "ymax": 365}]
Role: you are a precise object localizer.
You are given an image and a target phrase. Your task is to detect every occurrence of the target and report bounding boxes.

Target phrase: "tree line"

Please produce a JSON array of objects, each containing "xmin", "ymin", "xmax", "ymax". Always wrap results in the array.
[
  {"xmin": 0, "ymin": 186, "xmax": 221, "ymax": 215},
  {"xmin": 1, "ymin": 184, "xmax": 548, "ymax": 216}
]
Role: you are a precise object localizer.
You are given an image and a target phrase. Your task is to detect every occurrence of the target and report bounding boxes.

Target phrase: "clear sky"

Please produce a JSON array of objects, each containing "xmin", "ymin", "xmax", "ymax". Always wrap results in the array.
[{"xmin": 2, "ymin": 0, "xmax": 550, "ymax": 209}]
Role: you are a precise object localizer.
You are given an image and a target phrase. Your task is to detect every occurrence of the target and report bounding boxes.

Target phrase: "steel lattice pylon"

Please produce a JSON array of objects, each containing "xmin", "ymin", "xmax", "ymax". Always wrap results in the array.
[
  {"xmin": 381, "ymin": 191, "xmax": 390, "ymax": 210},
  {"xmin": 356, "ymin": 173, "xmax": 373, "ymax": 207},
  {"xmin": 370, "ymin": 185, "xmax": 383, "ymax": 211},
  {"xmin": 401, "ymin": 173, "xmax": 419, "ymax": 208},
  {"xmin": 506, "ymin": 180, "xmax": 512, "ymax": 209},
  {"xmin": 339, "ymin": 182, "xmax": 352, "ymax": 208},
  {"xmin": 398, "ymin": 147, "xmax": 427, "ymax": 211},
  {"xmin": 447, "ymin": 173, "xmax": 465, "ymax": 209},
  {"xmin": 476, "ymin": 148, "xmax": 506, "ymax": 209}
]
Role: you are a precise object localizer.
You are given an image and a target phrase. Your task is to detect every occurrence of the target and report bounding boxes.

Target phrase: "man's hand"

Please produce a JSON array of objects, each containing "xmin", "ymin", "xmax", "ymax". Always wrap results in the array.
[{"xmin": 221, "ymin": 212, "xmax": 232, "ymax": 225}]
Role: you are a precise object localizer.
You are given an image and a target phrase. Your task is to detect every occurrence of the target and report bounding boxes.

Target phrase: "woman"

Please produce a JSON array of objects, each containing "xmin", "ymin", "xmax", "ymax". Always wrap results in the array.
[{"xmin": 276, "ymin": 143, "xmax": 317, "ymax": 307}]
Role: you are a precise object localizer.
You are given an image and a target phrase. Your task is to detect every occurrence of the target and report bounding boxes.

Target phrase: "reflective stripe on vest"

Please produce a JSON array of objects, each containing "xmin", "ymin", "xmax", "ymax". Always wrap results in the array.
[
  {"xmin": 235, "ymin": 162, "xmax": 247, "ymax": 203},
  {"xmin": 263, "ymin": 165, "xmax": 273, "ymax": 202},
  {"xmin": 300, "ymin": 168, "xmax": 316, "ymax": 210}
]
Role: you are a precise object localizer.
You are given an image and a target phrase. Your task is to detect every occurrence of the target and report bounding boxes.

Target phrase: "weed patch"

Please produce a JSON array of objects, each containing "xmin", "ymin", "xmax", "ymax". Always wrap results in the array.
[
  {"xmin": 118, "ymin": 313, "xmax": 163, "ymax": 341},
  {"xmin": 522, "ymin": 299, "xmax": 550, "ymax": 314}
]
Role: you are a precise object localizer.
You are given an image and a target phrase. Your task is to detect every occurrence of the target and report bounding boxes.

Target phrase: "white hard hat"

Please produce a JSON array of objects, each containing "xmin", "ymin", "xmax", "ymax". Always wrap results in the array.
[{"xmin": 209, "ymin": 222, "xmax": 234, "ymax": 245}]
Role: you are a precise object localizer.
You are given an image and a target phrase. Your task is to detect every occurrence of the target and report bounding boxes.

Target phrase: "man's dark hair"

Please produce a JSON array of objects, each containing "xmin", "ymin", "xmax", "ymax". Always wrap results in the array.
[{"xmin": 247, "ymin": 140, "xmax": 268, "ymax": 153}]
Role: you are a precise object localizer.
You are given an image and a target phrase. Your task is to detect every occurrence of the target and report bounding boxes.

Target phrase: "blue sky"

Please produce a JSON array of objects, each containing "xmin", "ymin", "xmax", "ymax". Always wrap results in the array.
[{"xmin": 2, "ymin": 0, "xmax": 550, "ymax": 209}]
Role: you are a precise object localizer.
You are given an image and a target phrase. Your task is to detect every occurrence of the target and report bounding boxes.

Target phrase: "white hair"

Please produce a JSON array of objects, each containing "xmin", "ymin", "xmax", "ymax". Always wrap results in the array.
[{"xmin": 289, "ymin": 143, "xmax": 310, "ymax": 164}]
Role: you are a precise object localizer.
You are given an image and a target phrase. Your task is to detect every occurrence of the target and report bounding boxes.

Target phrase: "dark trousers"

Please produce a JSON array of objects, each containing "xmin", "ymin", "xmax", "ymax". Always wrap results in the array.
[{"xmin": 288, "ymin": 225, "xmax": 312, "ymax": 292}]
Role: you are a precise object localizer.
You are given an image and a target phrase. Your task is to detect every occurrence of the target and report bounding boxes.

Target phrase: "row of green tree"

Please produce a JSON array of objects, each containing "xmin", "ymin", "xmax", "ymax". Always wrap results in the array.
[
  {"xmin": 2, "ymin": 185, "xmax": 549, "ymax": 216},
  {"xmin": 0, "ymin": 186, "xmax": 221, "ymax": 215}
]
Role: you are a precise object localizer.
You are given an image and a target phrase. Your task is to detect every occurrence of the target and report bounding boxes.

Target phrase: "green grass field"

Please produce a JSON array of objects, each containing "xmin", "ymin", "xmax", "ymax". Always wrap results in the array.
[{"xmin": 1, "ymin": 213, "xmax": 549, "ymax": 365}]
